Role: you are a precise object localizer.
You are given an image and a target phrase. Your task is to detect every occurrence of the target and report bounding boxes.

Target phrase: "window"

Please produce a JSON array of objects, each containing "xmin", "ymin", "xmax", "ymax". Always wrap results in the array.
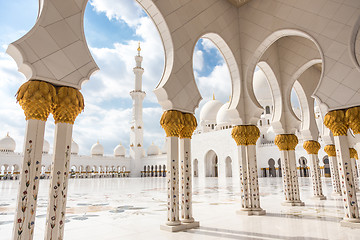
[{"xmin": 265, "ymin": 106, "xmax": 270, "ymax": 114}]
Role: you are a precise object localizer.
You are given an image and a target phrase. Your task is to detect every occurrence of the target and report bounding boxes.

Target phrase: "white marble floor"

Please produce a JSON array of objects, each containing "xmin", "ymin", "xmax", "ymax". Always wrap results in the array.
[{"xmin": 1, "ymin": 177, "xmax": 360, "ymax": 239}]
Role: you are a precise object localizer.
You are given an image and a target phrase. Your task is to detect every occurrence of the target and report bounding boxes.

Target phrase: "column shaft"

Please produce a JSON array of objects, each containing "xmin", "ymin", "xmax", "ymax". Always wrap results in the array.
[
  {"xmin": 328, "ymin": 156, "xmax": 341, "ymax": 194},
  {"xmin": 13, "ymin": 119, "xmax": 46, "ymax": 240},
  {"xmin": 180, "ymin": 138, "xmax": 194, "ymax": 223},
  {"xmin": 166, "ymin": 136, "xmax": 180, "ymax": 226},
  {"xmin": 309, "ymin": 154, "xmax": 325, "ymax": 198},
  {"xmin": 247, "ymin": 145, "xmax": 261, "ymax": 210},
  {"xmin": 334, "ymin": 135, "xmax": 359, "ymax": 221},
  {"xmin": 280, "ymin": 150, "xmax": 293, "ymax": 202},
  {"xmin": 44, "ymin": 123, "xmax": 73, "ymax": 240},
  {"xmin": 350, "ymin": 157, "xmax": 359, "ymax": 191},
  {"xmin": 238, "ymin": 145, "xmax": 250, "ymax": 209}
]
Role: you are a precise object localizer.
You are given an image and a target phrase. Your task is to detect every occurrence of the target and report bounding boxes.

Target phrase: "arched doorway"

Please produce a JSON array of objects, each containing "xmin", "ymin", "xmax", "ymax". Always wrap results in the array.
[
  {"xmin": 323, "ymin": 156, "xmax": 331, "ymax": 177},
  {"xmin": 193, "ymin": 159, "xmax": 198, "ymax": 177},
  {"xmin": 225, "ymin": 157, "xmax": 232, "ymax": 177},
  {"xmin": 268, "ymin": 159, "xmax": 276, "ymax": 177},
  {"xmin": 205, "ymin": 150, "xmax": 218, "ymax": 177},
  {"xmin": 299, "ymin": 157, "xmax": 309, "ymax": 177}
]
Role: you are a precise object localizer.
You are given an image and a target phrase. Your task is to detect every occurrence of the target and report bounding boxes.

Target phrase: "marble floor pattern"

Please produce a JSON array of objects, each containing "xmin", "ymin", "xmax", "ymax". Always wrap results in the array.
[{"xmin": 1, "ymin": 177, "xmax": 360, "ymax": 239}]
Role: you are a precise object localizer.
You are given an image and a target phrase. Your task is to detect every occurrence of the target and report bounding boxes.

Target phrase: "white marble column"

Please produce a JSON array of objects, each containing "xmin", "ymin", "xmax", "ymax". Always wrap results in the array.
[
  {"xmin": 324, "ymin": 145, "xmax": 341, "ymax": 195},
  {"xmin": 13, "ymin": 119, "xmax": 46, "ymax": 239},
  {"xmin": 349, "ymin": 148, "xmax": 359, "ymax": 192},
  {"xmin": 324, "ymin": 109, "xmax": 360, "ymax": 227},
  {"xmin": 44, "ymin": 86, "xmax": 84, "ymax": 239},
  {"xmin": 275, "ymin": 134, "xmax": 304, "ymax": 206},
  {"xmin": 179, "ymin": 113, "xmax": 199, "ymax": 230},
  {"xmin": 232, "ymin": 125, "xmax": 265, "ymax": 215},
  {"xmin": 44, "ymin": 123, "xmax": 73, "ymax": 240},
  {"xmin": 12, "ymin": 80, "xmax": 55, "ymax": 240},
  {"xmin": 303, "ymin": 141, "xmax": 326, "ymax": 200},
  {"xmin": 247, "ymin": 144, "xmax": 265, "ymax": 214},
  {"xmin": 238, "ymin": 144, "xmax": 250, "ymax": 210}
]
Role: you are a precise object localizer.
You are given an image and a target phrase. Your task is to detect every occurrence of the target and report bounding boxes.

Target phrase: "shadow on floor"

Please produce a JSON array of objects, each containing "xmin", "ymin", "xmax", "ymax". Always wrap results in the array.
[
  {"xmin": 186, "ymin": 226, "xmax": 327, "ymax": 240},
  {"xmin": 265, "ymin": 212, "xmax": 342, "ymax": 223}
]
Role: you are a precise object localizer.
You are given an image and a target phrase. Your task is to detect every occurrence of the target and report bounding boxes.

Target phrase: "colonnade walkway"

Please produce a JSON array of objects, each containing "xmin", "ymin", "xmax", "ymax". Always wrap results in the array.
[{"xmin": 1, "ymin": 177, "xmax": 359, "ymax": 239}]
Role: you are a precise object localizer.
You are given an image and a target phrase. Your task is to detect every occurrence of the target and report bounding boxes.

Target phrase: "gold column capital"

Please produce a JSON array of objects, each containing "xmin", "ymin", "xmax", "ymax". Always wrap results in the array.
[
  {"xmin": 179, "ymin": 113, "xmax": 197, "ymax": 139},
  {"xmin": 231, "ymin": 125, "xmax": 259, "ymax": 146},
  {"xmin": 324, "ymin": 110, "xmax": 348, "ymax": 136},
  {"xmin": 303, "ymin": 140, "xmax": 321, "ymax": 155},
  {"xmin": 274, "ymin": 134, "xmax": 298, "ymax": 151},
  {"xmin": 324, "ymin": 145, "xmax": 336, "ymax": 157},
  {"xmin": 52, "ymin": 87, "xmax": 84, "ymax": 124},
  {"xmin": 346, "ymin": 106, "xmax": 360, "ymax": 134},
  {"xmin": 16, "ymin": 80, "xmax": 56, "ymax": 121},
  {"xmin": 160, "ymin": 110, "xmax": 184, "ymax": 137},
  {"xmin": 349, "ymin": 148, "xmax": 358, "ymax": 159}
]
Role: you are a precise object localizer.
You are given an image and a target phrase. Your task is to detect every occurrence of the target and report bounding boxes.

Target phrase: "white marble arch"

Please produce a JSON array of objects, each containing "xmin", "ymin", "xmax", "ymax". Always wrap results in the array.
[
  {"xmin": 244, "ymin": 29, "xmax": 324, "ymax": 126},
  {"xmin": 204, "ymin": 149, "xmax": 219, "ymax": 178},
  {"xmin": 225, "ymin": 156, "xmax": 232, "ymax": 177},
  {"xmin": 292, "ymin": 60, "xmax": 323, "ymax": 141}
]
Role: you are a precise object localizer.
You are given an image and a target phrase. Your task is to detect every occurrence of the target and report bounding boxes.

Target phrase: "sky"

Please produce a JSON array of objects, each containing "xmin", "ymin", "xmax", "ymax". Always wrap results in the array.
[{"xmin": 0, "ymin": 0, "xmax": 300, "ymax": 156}]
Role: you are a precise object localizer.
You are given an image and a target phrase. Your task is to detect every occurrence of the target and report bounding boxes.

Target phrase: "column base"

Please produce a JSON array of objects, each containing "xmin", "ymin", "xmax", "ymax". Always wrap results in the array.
[
  {"xmin": 332, "ymin": 192, "xmax": 342, "ymax": 197},
  {"xmin": 340, "ymin": 219, "xmax": 360, "ymax": 228},
  {"xmin": 311, "ymin": 195, "xmax": 327, "ymax": 200},
  {"xmin": 281, "ymin": 201, "xmax": 305, "ymax": 206},
  {"xmin": 236, "ymin": 208, "xmax": 266, "ymax": 216},
  {"xmin": 160, "ymin": 221, "xmax": 199, "ymax": 232}
]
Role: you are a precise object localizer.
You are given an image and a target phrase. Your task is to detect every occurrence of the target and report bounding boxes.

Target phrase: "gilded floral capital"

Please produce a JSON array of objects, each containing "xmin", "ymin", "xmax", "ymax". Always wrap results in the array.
[
  {"xmin": 231, "ymin": 125, "xmax": 259, "ymax": 146},
  {"xmin": 52, "ymin": 87, "xmax": 84, "ymax": 124},
  {"xmin": 324, "ymin": 145, "xmax": 336, "ymax": 157},
  {"xmin": 303, "ymin": 140, "xmax": 321, "ymax": 155},
  {"xmin": 160, "ymin": 110, "xmax": 184, "ymax": 137},
  {"xmin": 179, "ymin": 113, "xmax": 197, "ymax": 139},
  {"xmin": 274, "ymin": 134, "xmax": 298, "ymax": 151},
  {"xmin": 16, "ymin": 80, "xmax": 56, "ymax": 121},
  {"xmin": 324, "ymin": 110, "xmax": 348, "ymax": 136},
  {"xmin": 349, "ymin": 148, "xmax": 358, "ymax": 159},
  {"xmin": 345, "ymin": 106, "xmax": 360, "ymax": 134}
]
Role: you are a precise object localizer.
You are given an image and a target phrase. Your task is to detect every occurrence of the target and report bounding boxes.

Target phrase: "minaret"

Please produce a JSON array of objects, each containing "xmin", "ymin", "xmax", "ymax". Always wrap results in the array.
[{"xmin": 129, "ymin": 43, "xmax": 146, "ymax": 176}]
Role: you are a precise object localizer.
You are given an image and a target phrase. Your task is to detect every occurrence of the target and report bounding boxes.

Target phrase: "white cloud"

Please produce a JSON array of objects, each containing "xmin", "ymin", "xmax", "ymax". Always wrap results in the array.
[
  {"xmin": 89, "ymin": 0, "xmax": 144, "ymax": 27},
  {"xmin": 193, "ymin": 50, "xmax": 204, "ymax": 72},
  {"xmin": 201, "ymin": 38, "xmax": 218, "ymax": 53}
]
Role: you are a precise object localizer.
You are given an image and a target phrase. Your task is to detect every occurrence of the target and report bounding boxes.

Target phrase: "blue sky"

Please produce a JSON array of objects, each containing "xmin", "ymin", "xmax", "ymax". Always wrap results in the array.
[{"xmin": 0, "ymin": 0, "xmax": 299, "ymax": 155}]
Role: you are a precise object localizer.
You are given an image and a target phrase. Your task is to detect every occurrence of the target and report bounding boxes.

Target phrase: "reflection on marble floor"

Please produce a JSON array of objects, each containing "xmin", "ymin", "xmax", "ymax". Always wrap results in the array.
[{"xmin": 1, "ymin": 177, "xmax": 360, "ymax": 239}]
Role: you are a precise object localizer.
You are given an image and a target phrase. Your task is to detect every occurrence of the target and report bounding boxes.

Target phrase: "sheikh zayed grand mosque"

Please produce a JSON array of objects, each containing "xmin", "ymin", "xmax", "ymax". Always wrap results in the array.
[{"xmin": 2, "ymin": 0, "xmax": 360, "ymax": 239}]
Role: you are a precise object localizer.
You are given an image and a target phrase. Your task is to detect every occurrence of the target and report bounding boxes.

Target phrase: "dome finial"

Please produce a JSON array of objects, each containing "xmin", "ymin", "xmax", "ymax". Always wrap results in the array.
[
  {"xmin": 213, "ymin": 92, "xmax": 215, "ymax": 100},
  {"xmin": 6, "ymin": 132, "xmax": 9, "ymax": 137},
  {"xmin": 137, "ymin": 42, "xmax": 141, "ymax": 56},
  {"xmin": 97, "ymin": 139, "xmax": 99, "ymax": 144},
  {"xmin": 229, "ymin": 95, "xmax": 231, "ymax": 102}
]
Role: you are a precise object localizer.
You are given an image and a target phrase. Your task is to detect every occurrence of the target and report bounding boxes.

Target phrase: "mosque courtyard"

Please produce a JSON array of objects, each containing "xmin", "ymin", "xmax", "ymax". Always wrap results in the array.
[{"xmin": 0, "ymin": 177, "xmax": 359, "ymax": 240}]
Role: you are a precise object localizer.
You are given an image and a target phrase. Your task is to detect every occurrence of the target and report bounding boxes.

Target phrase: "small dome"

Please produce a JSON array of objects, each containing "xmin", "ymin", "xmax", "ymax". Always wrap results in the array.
[
  {"xmin": 147, "ymin": 142, "xmax": 160, "ymax": 156},
  {"xmin": 114, "ymin": 143, "xmax": 126, "ymax": 157},
  {"xmin": 43, "ymin": 140, "xmax": 50, "ymax": 154},
  {"xmin": 253, "ymin": 70, "xmax": 272, "ymax": 104},
  {"xmin": 0, "ymin": 133, "xmax": 16, "ymax": 152},
  {"xmin": 91, "ymin": 141, "xmax": 104, "ymax": 156},
  {"xmin": 71, "ymin": 140, "xmax": 79, "ymax": 155},
  {"xmin": 200, "ymin": 98, "xmax": 223, "ymax": 123},
  {"xmin": 216, "ymin": 102, "xmax": 231, "ymax": 126}
]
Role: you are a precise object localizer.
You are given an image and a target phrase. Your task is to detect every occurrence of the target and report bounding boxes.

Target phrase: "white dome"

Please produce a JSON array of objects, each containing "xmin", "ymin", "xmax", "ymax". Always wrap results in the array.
[
  {"xmin": 147, "ymin": 143, "xmax": 161, "ymax": 156},
  {"xmin": 91, "ymin": 141, "xmax": 104, "ymax": 156},
  {"xmin": 216, "ymin": 102, "xmax": 231, "ymax": 126},
  {"xmin": 253, "ymin": 70, "xmax": 272, "ymax": 103},
  {"xmin": 114, "ymin": 143, "xmax": 125, "ymax": 157},
  {"xmin": 71, "ymin": 140, "xmax": 79, "ymax": 155},
  {"xmin": 200, "ymin": 99, "xmax": 223, "ymax": 123},
  {"xmin": 0, "ymin": 133, "xmax": 16, "ymax": 152},
  {"xmin": 43, "ymin": 140, "xmax": 50, "ymax": 154}
]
